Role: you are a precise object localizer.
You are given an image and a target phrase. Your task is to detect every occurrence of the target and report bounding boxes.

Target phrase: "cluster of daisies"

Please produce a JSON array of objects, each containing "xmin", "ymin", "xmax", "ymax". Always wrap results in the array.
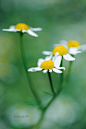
[
  {"xmin": 28, "ymin": 40, "xmax": 86, "ymax": 74},
  {"xmin": 2, "ymin": 23, "xmax": 86, "ymax": 74}
]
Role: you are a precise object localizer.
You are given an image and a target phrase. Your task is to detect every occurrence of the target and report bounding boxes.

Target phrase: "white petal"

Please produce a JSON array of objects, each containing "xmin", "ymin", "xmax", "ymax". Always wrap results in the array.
[
  {"xmin": 28, "ymin": 67, "xmax": 42, "ymax": 72},
  {"xmin": 69, "ymin": 47, "xmax": 81, "ymax": 55},
  {"xmin": 9, "ymin": 25, "xmax": 20, "ymax": 32},
  {"xmin": 30, "ymin": 27, "xmax": 42, "ymax": 31},
  {"xmin": 13, "ymin": 29, "xmax": 20, "ymax": 32},
  {"xmin": 2, "ymin": 25, "xmax": 19, "ymax": 32},
  {"xmin": 2, "ymin": 29, "xmax": 14, "ymax": 32},
  {"xmin": 43, "ymin": 70, "xmax": 47, "ymax": 73},
  {"xmin": 63, "ymin": 54, "xmax": 75, "ymax": 61},
  {"xmin": 42, "ymin": 51, "xmax": 52, "ymax": 55},
  {"xmin": 58, "ymin": 67, "xmax": 65, "ymax": 70},
  {"xmin": 9, "ymin": 25, "xmax": 15, "ymax": 29},
  {"xmin": 52, "ymin": 68, "xmax": 62, "ymax": 73},
  {"xmin": 2, "ymin": 28, "xmax": 19, "ymax": 32},
  {"xmin": 27, "ymin": 29, "xmax": 38, "ymax": 37},
  {"xmin": 34, "ymin": 67, "xmax": 42, "ymax": 71},
  {"xmin": 79, "ymin": 44, "xmax": 86, "ymax": 52},
  {"xmin": 37, "ymin": 58, "xmax": 44, "ymax": 67},
  {"xmin": 52, "ymin": 52, "xmax": 59, "ymax": 62},
  {"xmin": 54, "ymin": 56, "xmax": 62, "ymax": 68},
  {"xmin": 45, "ymin": 55, "xmax": 52, "ymax": 60},
  {"xmin": 22, "ymin": 30, "xmax": 27, "ymax": 33},
  {"xmin": 55, "ymin": 52, "xmax": 59, "ymax": 56},
  {"xmin": 49, "ymin": 69, "xmax": 52, "ymax": 72}
]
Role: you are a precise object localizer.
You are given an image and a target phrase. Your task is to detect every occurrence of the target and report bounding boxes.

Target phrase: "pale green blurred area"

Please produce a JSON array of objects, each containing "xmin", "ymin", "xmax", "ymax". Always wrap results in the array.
[{"xmin": 0, "ymin": 0, "xmax": 86, "ymax": 129}]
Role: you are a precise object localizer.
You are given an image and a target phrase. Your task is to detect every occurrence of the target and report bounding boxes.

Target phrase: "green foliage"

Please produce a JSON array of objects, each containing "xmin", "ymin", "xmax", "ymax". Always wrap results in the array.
[{"xmin": 0, "ymin": 0, "xmax": 86, "ymax": 129}]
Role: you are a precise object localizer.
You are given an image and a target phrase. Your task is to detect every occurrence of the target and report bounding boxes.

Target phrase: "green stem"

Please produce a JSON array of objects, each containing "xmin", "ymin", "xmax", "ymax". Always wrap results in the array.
[
  {"xmin": 59, "ymin": 56, "xmax": 63, "ymax": 86},
  {"xmin": 30, "ymin": 86, "xmax": 61, "ymax": 129},
  {"xmin": 61, "ymin": 61, "xmax": 73, "ymax": 89},
  {"xmin": 20, "ymin": 33, "xmax": 42, "ymax": 109},
  {"xmin": 29, "ymin": 60, "xmax": 73, "ymax": 129},
  {"xmin": 48, "ymin": 71, "xmax": 56, "ymax": 96},
  {"xmin": 66, "ymin": 61, "xmax": 73, "ymax": 82},
  {"xmin": 58, "ymin": 60, "xmax": 73, "ymax": 90},
  {"xmin": 55, "ymin": 56, "xmax": 63, "ymax": 95}
]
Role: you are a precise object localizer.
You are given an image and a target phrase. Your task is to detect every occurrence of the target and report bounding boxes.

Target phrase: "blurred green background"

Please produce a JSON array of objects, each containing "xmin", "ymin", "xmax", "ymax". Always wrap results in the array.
[{"xmin": 0, "ymin": 0, "xmax": 86, "ymax": 129}]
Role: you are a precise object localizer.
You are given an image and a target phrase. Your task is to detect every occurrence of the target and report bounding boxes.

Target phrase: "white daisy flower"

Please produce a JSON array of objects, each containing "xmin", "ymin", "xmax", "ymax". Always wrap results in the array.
[
  {"xmin": 54, "ymin": 40, "xmax": 86, "ymax": 55},
  {"xmin": 42, "ymin": 46, "xmax": 75, "ymax": 68},
  {"xmin": 2, "ymin": 23, "xmax": 42, "ymax": 37},
  {"xmin": 28, "ymin": 58, "xmax": 65, "ymax": 74}
]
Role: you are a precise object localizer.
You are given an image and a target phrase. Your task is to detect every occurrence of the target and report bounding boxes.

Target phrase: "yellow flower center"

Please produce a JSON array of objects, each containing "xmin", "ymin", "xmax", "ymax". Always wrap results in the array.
[
  {"xmin": 15, "ymin": 23, "xmax": 30, "ymax": 31},
  {"xmin": 52, "ymin": 46, "xmax": 68, "ymax": 56},
  {"xmin": 40, "ymin": 60, "xmax": 54, "ymax": 70},
  {"xmin": 67, "ymin": 40, "xmax": 81, "ymax": 48}
]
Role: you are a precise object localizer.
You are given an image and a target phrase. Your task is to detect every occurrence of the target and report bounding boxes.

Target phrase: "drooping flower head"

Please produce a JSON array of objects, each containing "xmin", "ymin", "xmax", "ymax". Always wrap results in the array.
[
  {"xmin": 2, "ymin": 23, "xmax": 42, "ymax": 37},
  {"xmin": 28, "ymin": 58, "xmax": 65, "ymax": 73}
]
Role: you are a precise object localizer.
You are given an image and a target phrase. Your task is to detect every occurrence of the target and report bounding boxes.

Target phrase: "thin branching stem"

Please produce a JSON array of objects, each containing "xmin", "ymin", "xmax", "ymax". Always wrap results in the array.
[
  {"xmin": 59, "ymin": 56, "xmax": 63, "ymax": 86},
  {"xmin": 20, "ymin": 33, "xmax": 42, "ymax": 109},
  {"xmin": 28, "ymin": 60, "xmax": 73, "ymax": 129},
  {"xmin": 48, "ymin": 71, "xmax": 56, "ymax": 96}
]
